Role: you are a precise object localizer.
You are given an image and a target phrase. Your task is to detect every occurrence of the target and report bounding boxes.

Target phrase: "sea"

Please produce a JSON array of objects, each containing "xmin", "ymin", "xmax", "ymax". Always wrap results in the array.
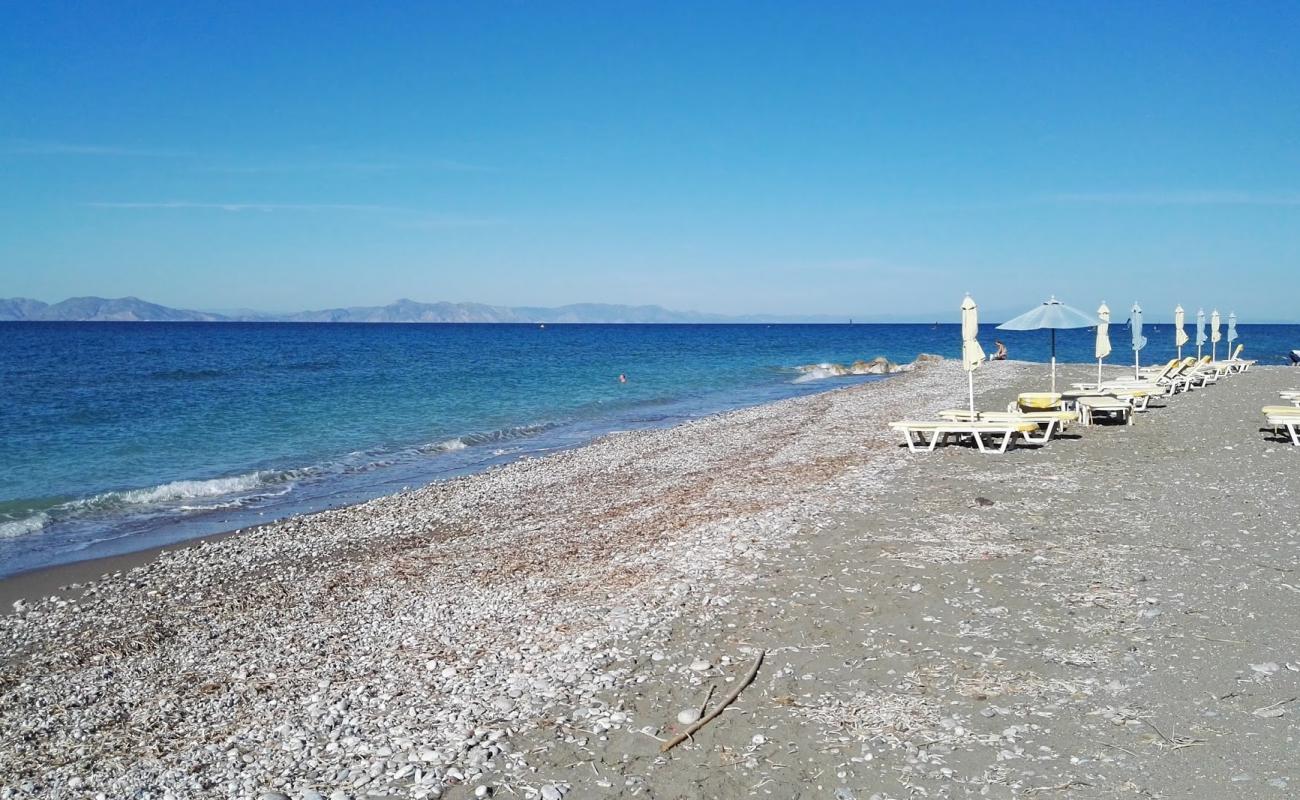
[{"xmin": 3, "ymin": 321, "xmax": 1297, "ymax": 577}]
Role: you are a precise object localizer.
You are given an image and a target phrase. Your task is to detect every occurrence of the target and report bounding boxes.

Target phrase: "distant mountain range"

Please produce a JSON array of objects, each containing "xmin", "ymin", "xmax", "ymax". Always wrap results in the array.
[{"xmin": 0, "ymin": 296, "xmax": 849, "ymax": 324}]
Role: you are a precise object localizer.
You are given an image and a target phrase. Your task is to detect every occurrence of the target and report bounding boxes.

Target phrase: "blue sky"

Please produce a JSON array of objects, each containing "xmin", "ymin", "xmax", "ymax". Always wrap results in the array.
[{"xmin": 2, "ymin": 1, "xmax": 1297, "ymax": 320}]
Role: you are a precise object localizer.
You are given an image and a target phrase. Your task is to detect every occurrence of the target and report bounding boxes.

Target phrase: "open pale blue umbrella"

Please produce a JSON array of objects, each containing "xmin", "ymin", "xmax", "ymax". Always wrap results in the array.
[
  {"xmin": 1196, "ymin": 308, "xmax": 1207, "ymax": 360},
  {"xmin": 1130, "ymin": 302, "xmax": 1147, "ymax": 378},
  {"xmin": 997, "ymin": 296, "xmax": 1101, "ymax": 392}
]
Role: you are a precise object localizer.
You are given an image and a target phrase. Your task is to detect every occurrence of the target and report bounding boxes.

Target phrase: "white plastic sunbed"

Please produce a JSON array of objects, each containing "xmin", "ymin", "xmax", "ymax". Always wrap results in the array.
[
  {"xmin": 1075, "ymin": 396, "xmax": 1133, "ymax": 426},
  {"xmin": 1221, "ymin": 345, "xmax": 1255, "ymax": 373},
  {"xmin": 1080, "ymin": 360, "xmax": 1186, "ymax": 395},
  {"xmin": 888, "ymin": 420, "xmax": 1040, "ymax": 454},
  {"xmin": 1059, "ymin": 388, "xmax": 1151, "ymax": 413},
  {"xmin": 1263, "ymin": 406, "xmax": 1300, "ymax": 446},
  {"xmin": 937, "ymin": 409, "xmax": 1075, "ymax": 444}
]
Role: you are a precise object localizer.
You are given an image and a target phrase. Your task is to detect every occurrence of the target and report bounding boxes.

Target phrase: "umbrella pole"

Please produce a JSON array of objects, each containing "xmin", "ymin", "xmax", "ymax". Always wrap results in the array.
[
  {"xmin": 968, "ymin": 370, "xmax": 975, "ymax": 416},
  {"xmin": 1097, "ymin": 358, "xmax": 1102, "ymax": 388},
  {"xmin": 1177, "ymin": 345, "xmax": 1182, "ymax": 361},
  {"xmin": 1134, "ymin": 346, "xmax": 1139, "ymax": 379},
  {"xmin": 1050, "ymin": 329, "xmax": 1057, "ymax": 394}
]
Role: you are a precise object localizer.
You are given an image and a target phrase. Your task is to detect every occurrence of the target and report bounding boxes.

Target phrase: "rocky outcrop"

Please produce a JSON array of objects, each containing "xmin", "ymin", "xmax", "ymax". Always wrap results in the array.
[{"xmin": 794, "ymin": 356, "xmax": 919, "ymax": 382}]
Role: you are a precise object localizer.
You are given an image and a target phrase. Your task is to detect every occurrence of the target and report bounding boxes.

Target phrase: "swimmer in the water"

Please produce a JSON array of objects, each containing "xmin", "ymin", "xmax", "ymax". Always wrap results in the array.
[{"xmin": 618, "ymin": 373, "xmax": 627, "ymax": 383}]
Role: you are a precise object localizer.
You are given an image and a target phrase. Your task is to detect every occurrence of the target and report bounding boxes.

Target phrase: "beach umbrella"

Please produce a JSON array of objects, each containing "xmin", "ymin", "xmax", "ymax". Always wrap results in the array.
[
  {"xmin": 997, "ymin": 296, "xmax": 1100, "ymax": 393},
  {"xmin": 961, "ymin": 294, "xmax": 985, "ymax": 415},
  {"xmin": 1227, "ymin": 312, "xmax": 1238, "ymax": 357},
  {"xmin": 1196, "ymin": 308, "xmax": 1207, "ymax": 360},
  {"xmin": 1210, "ymin": 309, "xmax": 1221, "ymax": 361},
  {"xmin": 1174, "ymin": 305, "xmax": 1189, "ymax": 360},
  {"xmin": 1095, "ymin": 302, "xmax": 1111, "ymax": 387},
  {"xmin": 1131, "ymin": 303, "xmax": 1147, "ymax": 378}
]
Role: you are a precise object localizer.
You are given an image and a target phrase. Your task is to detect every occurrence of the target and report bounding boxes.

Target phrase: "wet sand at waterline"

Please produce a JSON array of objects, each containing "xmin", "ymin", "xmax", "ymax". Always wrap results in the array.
[{"xmin": 2, "ymin": 359, "xmax": 1297, "ymax": 799}]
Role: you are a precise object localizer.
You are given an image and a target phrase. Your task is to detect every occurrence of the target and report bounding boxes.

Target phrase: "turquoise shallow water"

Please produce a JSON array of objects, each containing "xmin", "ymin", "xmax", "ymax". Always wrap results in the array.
[{"xmin": 1, "ymin": 321, "xmax": 1296, "ymax": 576}]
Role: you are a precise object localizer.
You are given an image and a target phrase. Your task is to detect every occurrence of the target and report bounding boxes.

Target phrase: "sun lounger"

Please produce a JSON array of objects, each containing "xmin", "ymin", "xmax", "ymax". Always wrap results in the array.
[
  {"xmin": 1081, "ymin": 359, "xmax": 1187, "ymax": 395},
  {"xmin": 1075, "ymin": 396, "xmax": 1133, "ymax": 426},
  {"xmin": 937, "ymin": 409, "xmax": 1076, "ymax": 444},
  {"xmin": 1134, "ymin": 359, "xmax": 1179, "ymax": 380},
  {"xmin": 1217, "ymin": 344, "xmax": 1255, "ymax": 373},
  {"xmin": 1060, "ymin": 387, "xmax": 1152, "ymax": 412},
  {"xmin": 1263, "ymin": 406, "xmax": 1300, "ymax": 446},
  {"xmin": 889, "ymin": 420, "xmax": 1041, "ymax": 453},
  {"xmin": 1189, "ymin": 355, "xmax": 1230, "ymax": 384},
  {"xmin": 1013, "ymin": 392, "xmax": 1063, "ymax": 411}
]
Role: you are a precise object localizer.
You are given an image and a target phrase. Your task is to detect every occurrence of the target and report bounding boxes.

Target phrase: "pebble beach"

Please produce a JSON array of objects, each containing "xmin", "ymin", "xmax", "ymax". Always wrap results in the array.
[{"xmin": 3, "ymin": 358, "xmax": 1299, "ymax": 800}]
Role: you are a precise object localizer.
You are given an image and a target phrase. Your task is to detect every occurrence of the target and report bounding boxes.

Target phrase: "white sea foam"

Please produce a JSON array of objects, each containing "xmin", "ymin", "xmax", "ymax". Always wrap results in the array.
[
  {"xmin": 793, "ymin": 363, "xmax": 847, "ymax": 383},
  {"xmin": 0, "ymin": 512, "xmax": 50, "ymax": 539},
  {"xmin": 70, "ymin": 473, "xmax": 274, "ymax": 511}
]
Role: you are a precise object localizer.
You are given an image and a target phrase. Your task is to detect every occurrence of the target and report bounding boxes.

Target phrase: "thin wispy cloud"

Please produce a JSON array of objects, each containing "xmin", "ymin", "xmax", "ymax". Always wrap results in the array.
[
  {"xmin": 3, "ymin": 140, "xmax": 185, "ymax": 157},
  {"xmin": 86, "ymin": 201, "xmax": 400, "ymax": 212},
  {"xmin": 5, "ymin": 142, "xmax": 486, "ymax": 173},
  {"xmin": 85, "ymin": 201, "xmax": 500, "ymax": 227},
  {"xmin": 201, "ymin": 158, "xmax": 489, "ymax": 174},
  {"xmin": 1048, "ymin": 190, "xmax": 1300, "ymax": 207}
]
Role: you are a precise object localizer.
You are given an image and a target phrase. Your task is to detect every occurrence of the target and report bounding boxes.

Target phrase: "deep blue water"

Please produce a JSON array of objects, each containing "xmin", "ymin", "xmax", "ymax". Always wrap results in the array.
[{"xmin": 2, "ymin": 321, "xmax": 1297, "ymax": 577}]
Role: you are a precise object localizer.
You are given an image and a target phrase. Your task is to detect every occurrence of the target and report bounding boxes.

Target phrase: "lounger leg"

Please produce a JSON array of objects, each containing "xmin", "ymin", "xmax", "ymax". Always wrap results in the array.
[
  {"xmin": 906, "ymin": 430, "xmax": 934, "ymax": 452},
  {"xmin": 1289, "ymin": 423, "xmax": 1300, "ymax": 447},
  {"xmin": 972, "ymin": 432, "xmax": 989, "ymax": 453},
  {"xmin": 1022, "ymin": 421, "xmax": 1053, "ymax": 444},
  {"xmin": 996, "ymin": 432, "xmax": 1015, "ymax": 453}
]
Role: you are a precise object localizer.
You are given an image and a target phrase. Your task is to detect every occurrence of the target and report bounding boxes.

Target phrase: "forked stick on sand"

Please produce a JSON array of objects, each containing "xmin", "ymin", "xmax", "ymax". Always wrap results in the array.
[{"xmin": 661, "ymin": 649, "xmax": 765, "ymax": 753}]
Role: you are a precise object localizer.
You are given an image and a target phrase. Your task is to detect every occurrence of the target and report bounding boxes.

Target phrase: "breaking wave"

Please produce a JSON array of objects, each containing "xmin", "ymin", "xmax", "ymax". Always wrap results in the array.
[
  {"xmin": 0, "ymin": 512, "xmax": 50, "ymax": 539},
  {"xmin": 67, "ymin": 473, "xmax": 280, "ymax": 512},
  {"xmin": 0, "ymin": 420, "xmax": 566, "ymax": 542}
]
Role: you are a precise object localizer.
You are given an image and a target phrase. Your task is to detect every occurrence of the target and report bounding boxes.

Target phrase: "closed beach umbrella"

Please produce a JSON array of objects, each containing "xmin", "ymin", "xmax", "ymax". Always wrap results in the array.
[
  {"xmin": 1210, "ymin": 309, "xmax": 1221, "ymax": 361},
  {"xmin": 1131, "ymin": 303, "xmax": 1147, "ymax": 378},
  {"xmin": 1095, "ymin": 302, "xmax": 1111, "ymax": 386},
  {"xmin": 1196, "ymin": 308, "xmax": 1207, "ymax": 359},
  {"xmin": 1174, "ymin": 305, "xmax": 1189, "ymax": 360},
  {"xmin": 1227, "ymin": 312, "xmax": 1238, "ymax": 357},
  {"xmin": 961, "ymin": 294, "xmax": 985, "ymax": 415},
  {"xmin": 997, "ymin": 296, "xmax": 1100, "ymax": 393}
]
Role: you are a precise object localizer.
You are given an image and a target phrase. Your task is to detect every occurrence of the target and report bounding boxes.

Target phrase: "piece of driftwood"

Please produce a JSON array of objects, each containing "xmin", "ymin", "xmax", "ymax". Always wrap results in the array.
[
  {"xmin": 698, "ymin": 684, "xmax": 716, "ymax": 717},
  {"xmin": 661, "ymin": 649, "xmax": 765, "ymax": 753}
]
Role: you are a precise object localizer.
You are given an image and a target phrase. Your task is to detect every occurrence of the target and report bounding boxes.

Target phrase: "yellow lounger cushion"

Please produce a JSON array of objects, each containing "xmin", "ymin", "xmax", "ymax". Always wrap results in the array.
[
  {"xmin": 1016, "ymin": 392, "xmax": 1063, "ymax": 409},
  {"xmin": 1262, "ymin": 405, "xmax": 1300, "ymax": 415}
]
